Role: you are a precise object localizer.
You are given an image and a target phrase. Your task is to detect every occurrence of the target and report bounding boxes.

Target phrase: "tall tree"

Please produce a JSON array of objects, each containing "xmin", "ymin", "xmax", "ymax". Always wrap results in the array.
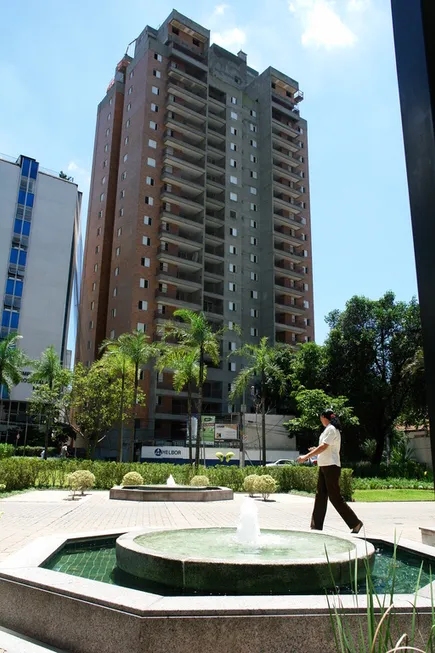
[
  {"xmin": 107, "ymin": 331, "xmax": 156, "ymax": 462},
  {"xmin": 29, "ymin": 346, "xmax": 71, "ymax": 459},
  {"xmin": 230, "ymin": 337, "xmax": 287, "ymax": 466},
  {"xmin": 70, "ymin": 361, "xmax": 140, "ymax": 459},
  {"xmin": 324, "ymin": 292, "xmax": 423, "ymax": 463},
  {"xmin": 156, "ymin": 345, "xmax": 201, "ymax": 465},
  {"xmin": 163, "ymin": 310, "xmax": 220, "ymax": 467},
  {"xmin": 0, "ymin": 334, "xmax": 28, "ymax": 429}
]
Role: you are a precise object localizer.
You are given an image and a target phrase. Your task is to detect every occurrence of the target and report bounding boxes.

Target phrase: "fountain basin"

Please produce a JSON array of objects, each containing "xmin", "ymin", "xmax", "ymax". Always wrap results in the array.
[
  {"xmin": 116, "ymin": 528, "xmax": 375, "ymax": 594},
  {"xmin": 109, "ymin": 485, "xmax": 233, "ymax": 502}
]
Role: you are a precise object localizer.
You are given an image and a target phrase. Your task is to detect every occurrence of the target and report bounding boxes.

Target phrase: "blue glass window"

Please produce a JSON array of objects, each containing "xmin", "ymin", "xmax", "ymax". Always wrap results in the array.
[
  {"xmin": 30, "ymin": 161, "xmax": 39, "ymax": 179},
  {"xmin": 10, "ymin": 312, "xmax": 19, "ymax": 329},
  {"xmin": 9, "ymin": 249, "xmax": 18, "ymax": 264},
  {"xmin": 14, "ymin": 218, "xmax": 23, "ymax": 234},
  {"xmin": 21, "ymin": 158, "xmax": 30, "ymax": 176},
  {"xmin": 18, "ymin": 190, "xmax": 26, "ymax": 205},
  {"xmin": 0, "ymin": 385, "xmax": 9, "ymax": 400},
  {"xmin": 15, "ymin": 280, "xmax": 23, "ymax": 297},
  {"xmin": 25, "ymin": 193, "xmax": 34, "ymax": 207},
  {"xmin": 6, "ymin": 279, "xmax": 14, "ymax": 294},
  {"xmin": 23, "ymin": 221, "xmax": 30, "ymax": 236},
  {"xmin": 18, "ymin": 250, "xmax": 27, "ymax": 266},
  {"xmin": 2, "ymin": 310, "xmax": 11, "ymax": 328}
]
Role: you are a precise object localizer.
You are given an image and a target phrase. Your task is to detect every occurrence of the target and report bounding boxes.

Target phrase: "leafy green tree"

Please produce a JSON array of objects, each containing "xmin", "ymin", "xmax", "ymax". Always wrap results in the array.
[
  {"xmin": 285, "ymin": 388, "xmax": 359, "ymax": 454},
  {"xmin": 156, "ymin": 345, "xmax": 201, "ymax": 465},
  {"xmin": 401, "ymin": 347, "xmax": 428, "ymax": 429},
  {"xmin": 70, "ymin": 361, "xmax": 140, "ymax": 458},
  {"xmin": 289, "ymin": 342, "xmax": 328, "ymax": 392},
  {"xmin": 29, "ymin": 346, "xmax": 71, "ymax": 459},
  {"xmin": 162, "ymin": 310, "xmax": 220, "ymax": 467},
  {"xmin": 324, "ymin": 292, "xmax": 423, "ymax": 463},
  {"xmin": 230, "ymin": 337, "xmax": 287, "ymax": 466},
  {"xmin": 0, "ymin": 333, "xmax": 29, "ymax": 427}
]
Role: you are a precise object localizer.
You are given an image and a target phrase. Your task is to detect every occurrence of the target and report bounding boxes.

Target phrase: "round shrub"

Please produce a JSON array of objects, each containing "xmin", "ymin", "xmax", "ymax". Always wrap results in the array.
[
  {"xmin": 67, "ymin": 470, "xmax": 96, "ymax": 495},
  {"xmin": 254, "ymin": 474, "xmax": 277, "ymax": 500},
  {"xmin": 243, "ymin": 474, "xmax": 260, "ymax": 497},
  {"xmin": 190, "ymin": 475, "xmax": 209, "ymax": 487},
  {"xmin": 122, "ymin": 471, "xmax": 144, "ymax": 487},
  {"xmin": 0, "ymin": 483, "xmax": 6, "ymax": 492}
]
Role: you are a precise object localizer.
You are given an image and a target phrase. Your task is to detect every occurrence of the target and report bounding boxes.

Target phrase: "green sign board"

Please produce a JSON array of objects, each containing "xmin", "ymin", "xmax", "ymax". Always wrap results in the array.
[{"xmin": 201, "ymin": 416, "xmax": 216, "ymax": 443}]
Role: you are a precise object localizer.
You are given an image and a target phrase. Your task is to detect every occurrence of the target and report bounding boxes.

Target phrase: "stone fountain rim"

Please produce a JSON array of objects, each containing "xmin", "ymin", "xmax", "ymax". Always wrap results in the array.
[{"xmin": 117, "ymin": 527, "xmax": 375, "ymax": 566}]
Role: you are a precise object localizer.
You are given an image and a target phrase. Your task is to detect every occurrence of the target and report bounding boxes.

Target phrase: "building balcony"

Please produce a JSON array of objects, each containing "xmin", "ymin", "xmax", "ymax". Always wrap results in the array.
[
  {"xmin": 272, "ymin": 94, "xmax": 301, "ymax": 120},
  {"xmin": 272, "ymin": 117, "xmax": 300, "ymax": 139},
  {"xmin": 203, "ymin": 297, "xmax": 224, "ymax": 320},
  {"xmin": 163, "ymin": 150, "xmax": 205, "ymax": 175},
  {"xmin": 273, "ymin": 195, "xmax": 303, "ymax": 216},
  {"xmin": 204, "ymin": 262, "xmax": 224, "ymax": 279},
  {"xmin": 274, "ymin": 261, "xmax": 306, "ymax": 280},
  {"xmin": 168, "ymin": 63, "xmax": 208, "ymax": 90},
  {"xmin": 273, "ymin": 162, "xmax": 304, "ymax": 184},
  {"xmin": 166, "ymin": 96, "xmax": 207, "ymax": 126},
  {"xmin": 157, "ymin": 270, "xmax": 202, "ymax": 291},
  {"xmin": 204, "ymin": 281, "xmax": 224, "ymax": 297},
  {"xmin": 168, "ymin": 41, "xmax": 208, "ymax": 72},
  {"xmin": 272, "ymin": 146, "xmax": 303, "ymax": 169},
  {"xmin": 204, "ymin": 243, "xmax": 225, "ymax": 260},
  {"xmin": 205, "ymin": 192, "xmax": 225, "ymax": 211},
  {"xmin": 208, "ymin": 123, "xmax": 226, "ymax": 142},
  {"xmin": 159, "ymin": 225, "xmax": 203, "ymax": 247},
  {"xmin": 208, "ymin": 111, "xmax": 226, "ymax": 129},
  {"xmin": 206, "ymin": 173, "xmax": 225, "ymax": 190},
  {"xmin": 155, "ymin": 288, "xmax": 202, "ymax": 310},
  {"xmin": 164, "ymin": 134, "xmax": 205, "ymax": 160},
  {"xmin": 275, "ymin": 320, "xmax": 305, "ymax": 335},
  {"xmin": 274, "ymin": 284, "xmax": 306, "ymax": 299},
  {"xmin": 207, "ymin": 155, "xmax": 225, "ymax": 172},
  {"xmin": 274, "ymin": 212, "xmax": 305, "ymax": 231},
  {"xmin": 161, "ymin": 171, "xmax": 204, "ymax": 197},
  {"xmin": 272, "ymin": 131, "xmax": 300, "ymax": 153},
  {"xmin": 162, "ymin": 209, "xmax": 203, "ymax": 233},
  {"xmin": 157, "ymin": 249, "xmax": 202, "ymax": 271},
  {"xmin": 165, "ymin": 113, "xmax": 206, "ymax": 142},
  {"xmin": 205, "ymin": 226, "xmax": 224, "ymax": 243},
  {"xmin": 274, "ymin": 228, "xmax": 305, "ymax": 248},
  {"xmin": 274, "ymin": 242, "xmax": 306, "ymax": 263},
  {"xmin": 161, "ymin": 190, "xmax": 204, "ymax": 214},
  {"xmin": 274, "ymin": 302, "xmax": 306, "ymax": 316},
  {"xmin": 207, "ymin": 142, "xmax": 226, "ymax": 158},
  {"xmin": 272, "ymin": 178, "xmax": 303, "ymax": 199},
  {"xmin": 168, "ymin": 81, "xmax": 207, "ymax": 108}
]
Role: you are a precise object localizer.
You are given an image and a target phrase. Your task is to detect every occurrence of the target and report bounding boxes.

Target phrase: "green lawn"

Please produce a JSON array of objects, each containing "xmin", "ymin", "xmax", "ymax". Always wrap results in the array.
[{"xmin": 354, "ymin": 489, "xmax": 435, "ymax": 502}]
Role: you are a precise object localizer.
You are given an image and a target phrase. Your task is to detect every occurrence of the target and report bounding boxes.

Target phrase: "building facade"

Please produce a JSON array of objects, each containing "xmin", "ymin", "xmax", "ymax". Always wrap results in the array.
[
  {"xmin": 77, "ymin": 10, "xmax": 314, "ymax": 454},
  {"xmin": 0, "ymin": 154, "xmax": 81, "ymax": 433}
]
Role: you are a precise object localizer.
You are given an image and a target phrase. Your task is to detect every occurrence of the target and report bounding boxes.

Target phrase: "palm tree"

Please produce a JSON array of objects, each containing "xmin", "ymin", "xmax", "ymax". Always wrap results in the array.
[
  {"xmin": 157, "ymin": 345, "xmax": 201, "ymax": 464},
  {"xmin": 164, "ymin": 310, "xmax": 220, "ymax": 467},
  {"xmin": 100, "ymin": 340, "xmax": 132, "ymax": 462},
  {"xmin": 29, "ymin": 346, "xmax": 67, "ymax": 459},
  {"xmin": 113, "ymin": 331, "xmax": 156, "ymax": 461},
  {"xmin": 0, "ymin": 334, "xmax": 28, "ymax": 433},
  {"xmin": 230, "ymin": 337, "xmax": 287, "ymax": 466}
]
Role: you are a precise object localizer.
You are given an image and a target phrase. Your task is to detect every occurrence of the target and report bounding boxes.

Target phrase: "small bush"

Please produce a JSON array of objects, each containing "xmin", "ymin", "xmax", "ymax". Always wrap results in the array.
[
  {"xmin": 15, "ymin": 446, "xmax": 57, "ymax": 458},
  {"xmin": 243, "ymin": 474, "xmax": 259, "ymax": 496},
  {"xmin": 0, "ymin": 444, "xmax": 15, "ymax": 459},
  {"xmin": 254, "ymin": 474, "xmax": 277, "ymax": 500},
  {"xmin": 190, "ymin": 475, "xmax": 209, "ymax": 487},
  {"xmin": 0, "ymin": 483, "xmax": 6, "ymax": 491},
  {"xmin": 67, "ymin": 470, "xmax": 96, "ymax": 495},
  {"xmin": 122, "ymin": 471, "xmax": 144, "ymax": 486}
]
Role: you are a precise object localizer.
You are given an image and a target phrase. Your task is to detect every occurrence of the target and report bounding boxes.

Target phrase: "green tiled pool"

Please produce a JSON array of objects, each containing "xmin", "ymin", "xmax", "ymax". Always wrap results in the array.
[{"xmin": 42, "ymin": 536, "xmax": 434, "ymax": 596}]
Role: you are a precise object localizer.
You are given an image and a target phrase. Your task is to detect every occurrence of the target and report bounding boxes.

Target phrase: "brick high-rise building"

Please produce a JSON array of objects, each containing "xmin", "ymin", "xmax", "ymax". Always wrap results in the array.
[{"xmin": 77, "ymin": 10, "xmax": 314, "ymax": 457}]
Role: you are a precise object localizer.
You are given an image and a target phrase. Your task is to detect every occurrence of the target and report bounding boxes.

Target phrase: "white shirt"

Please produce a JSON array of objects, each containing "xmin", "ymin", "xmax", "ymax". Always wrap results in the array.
[{"xmin": 317, "ymin": 424, "xmax": 341, "ymax": 467}]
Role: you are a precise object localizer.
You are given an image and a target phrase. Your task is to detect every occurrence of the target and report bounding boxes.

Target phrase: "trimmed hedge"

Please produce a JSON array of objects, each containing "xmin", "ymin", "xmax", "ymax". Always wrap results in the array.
[
  {"xmin": 0, "ymin": 444, "xmax": 15, "ymax": 459},
  {"xmin": 0, "ymin": 458, "xmax": 354, "ymax": 500},
  {"xmin": 15, "ymin": 446, "xmax": 58, "ymax": 458},
  {"xmin": 353, "ymin": 477, "xmax": 433, "ymax": 490}
]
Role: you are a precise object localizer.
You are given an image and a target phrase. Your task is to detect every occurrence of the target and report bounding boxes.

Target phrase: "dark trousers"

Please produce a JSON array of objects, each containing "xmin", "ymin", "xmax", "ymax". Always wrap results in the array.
[{"xmin": 311, "ymin": 465, "xmax": 360, "ymax": 530}]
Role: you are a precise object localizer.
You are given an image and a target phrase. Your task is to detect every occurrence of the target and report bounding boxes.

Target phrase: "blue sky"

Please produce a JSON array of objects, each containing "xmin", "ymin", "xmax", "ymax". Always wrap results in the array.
[{"xmin": 0, "ymin": 0, "xmax": 417, "ymax": 345}]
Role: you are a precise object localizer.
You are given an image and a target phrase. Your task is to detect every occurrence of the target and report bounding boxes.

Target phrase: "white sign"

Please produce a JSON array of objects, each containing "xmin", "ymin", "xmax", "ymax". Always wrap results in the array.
[
  {"xmin": 141, "ymin": 446, "xmax": 183, "ymax": 459},
  {"xmin": 215, "ymin": 423, "xmax": 239, "ymax": 441}
]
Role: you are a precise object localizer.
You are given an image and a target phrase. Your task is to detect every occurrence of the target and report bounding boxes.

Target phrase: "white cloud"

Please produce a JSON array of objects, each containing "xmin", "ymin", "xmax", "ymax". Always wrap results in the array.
[
  {"xmin": 289, "ymin": 0, "xmax": 358, "ymax": 49},
  {"xmin": 213, "ymin": 4, "xmax": 228, "ymax": 16},
  {"xmin": 67, "ymin": 161, "xmax": 91, "ymax": 189},
  {"xmin": 347, "ymin": 0, "xmax": 369, "ymax": 11},
  {"xmin": 213, "ymin": 27, "xmax": 246, "ymax": 49}
]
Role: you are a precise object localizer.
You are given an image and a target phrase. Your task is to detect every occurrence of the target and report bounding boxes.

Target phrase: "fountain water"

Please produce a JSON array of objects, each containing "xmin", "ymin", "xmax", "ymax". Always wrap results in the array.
[
  {"xmin": 166, "ymin": 474, "xmax": 176, "ymax": 486},
  {"xmin": 235, "ymin": 498, "xmax": 260, "ymax": 546}
]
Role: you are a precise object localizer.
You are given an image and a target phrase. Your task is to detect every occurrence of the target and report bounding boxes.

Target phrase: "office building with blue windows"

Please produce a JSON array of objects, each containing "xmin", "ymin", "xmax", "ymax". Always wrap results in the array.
[{"xmin": 0, "ymin": 154, "xmax": 81, "ymax": 437}]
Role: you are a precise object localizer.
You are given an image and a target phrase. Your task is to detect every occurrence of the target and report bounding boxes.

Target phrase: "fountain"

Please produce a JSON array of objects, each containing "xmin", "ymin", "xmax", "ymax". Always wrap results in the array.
[
  {"xmin": 166, "ymin": 474, "xmax": 176, "ymax": 486},
  {"xmin": 109, "ymin": 477, "xmax": 233, "ymax": 502},
  {"xmin": 116, "ymin": 499, "xmax": 375, "ymax": 594}
]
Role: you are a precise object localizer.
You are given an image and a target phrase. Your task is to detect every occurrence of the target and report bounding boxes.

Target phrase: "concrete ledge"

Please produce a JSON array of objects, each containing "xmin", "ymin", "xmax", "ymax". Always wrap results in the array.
[
  {"xmin": 420, "ymin": 526, "xmax": 435, "ymax": 546},
  {"xmin": 109, "ymin": 485, "xmax": 233, "ymax": 502}
]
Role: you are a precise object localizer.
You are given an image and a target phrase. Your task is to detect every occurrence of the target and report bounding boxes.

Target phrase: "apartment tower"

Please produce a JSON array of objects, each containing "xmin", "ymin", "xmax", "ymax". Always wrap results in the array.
[{"xmin": 77, "ymin": 10, "xmax": 314, "ymax": 456}]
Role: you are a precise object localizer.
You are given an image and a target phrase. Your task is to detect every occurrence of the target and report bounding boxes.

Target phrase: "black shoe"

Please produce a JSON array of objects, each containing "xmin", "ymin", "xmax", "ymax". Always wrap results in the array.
[{"xmin": 351, "ymin": 522, "xmax": 363, "ymax": 534}]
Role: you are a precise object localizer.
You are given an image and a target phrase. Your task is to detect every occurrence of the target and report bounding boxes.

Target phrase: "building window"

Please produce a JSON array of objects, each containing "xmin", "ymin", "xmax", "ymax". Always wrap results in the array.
[
  {"xmin": 153, "ymin": 70, "xmax": 161, "ymax": 78},
  {"xmin": 142, "ymin": 236, "xmax": 151, "ymax": 246},
  {"xmin": 251, "ymin": 171, "xmax": 258, "ymax": 179},
  {"xmin": 228, "ymin": 362, "xmax": 236, "ymax": 372},
  {"xmin": 147, "ymin": 158, "xmax": 156, "ymax": 167},
  {"xmin": 97, "ymin": 227, "xmax": 101, "ymax": 236},
  {"xmin": 90, "ymin": 301, "xmax": 95, "ymax": 310},
  {"xmin": 229, "ymin": 263, "xmax": 236, "ymax": 273},
  {"xmin": 145, "ymin": 196, "xmax": 154, "ymax": 205},
  {"xmin": 250, "ymin": 254, "xmax": 258, "ymax": 263},
  {"xmin": 140, "ymin": 278, "xmax": 149, "ymax": 288},
  {"xmin": 231, "ymin": 96, "xmax": 237, "ymax": 105},
  {"xmin": 250, "ymin": 327, "xmax": 258, "ymax": 337},
  {"xmin": 103, "ymin": 160, "xmax": 108, "ymax": 168},
  {"xmin": 229, "ymin": 282, "xmax": 236, "ymax": 292},
  {"xmin": 152, "ymin": 86, "xmax": 159, "ymax": 95},
  {"xmin": 230, "ymin": 143, "xmax": 237, "ymax": 151},
  {"xmin": 230, "ymin": 159, "xmax": 237, "ymax": 168},
  {"xmin": 144, "ymin": 216, "xmax": 152, "ymax": 225},
  {"xmin": 111, "ymin": 308, "xmax": 117, "ymax": 317},
  {"xmin": 230, "ymin": 127, "xmax": 237, "ymax": 136},
  {"xmin": 151, "ymin": 103, "xmax": 158, "ymax": 112},
  {"xmin": 138, "ymin": 301, "xmax": 148, "ymax": 311},
  {"xmin": 304, "ymin": 300, "xmax": 310, "ymax": 308},
  {"xmin": 154, "ymin": 53, "xmax": 163, "ymax": 62},
  {"xmin": 250, "ymin": 124, "xmax": 257, "ymax": 132},
  {"xmin": 141, "ymin": 257, "xmax": 151, "ymax": 267},
  {"xmin": 230, "ymin": 176, "xmax": 238, "ymax": 184},
  {"xmin": 119, "ymin": 208, "xmax": 124, "ymax": 217},
  {"xmin": 121, "ymin": 171, "xmax": 127, "ymax": 180},
  {"xmin": 120, "ymin": 190, "xmax": 125, "ymax": 199},
  {"xmin": 250, "ymin": 109, "xmax": 257, "ymax": 118},
  {"xmin": 123, "ymin": 154, "xmax": 128, "ymax": 163},
  {"xmin": 230, "ymin": 111, "xmax": 238, "ymax": 120},
  {"xmin": 89, "ymin": 321, "xmax": 94, "ymax": 329},
  {"xmin": 230, "ymin": 227, "xmax": 237, "ymax": 236},
  {"xmin": 105, "ymin": 128, "xmax": 110, "ymax": 136},
  {"xmin": 230, "ymin": 210, "xmax": 237, "ymax": 219},
  {"xmin": 251, "ymin": 139, "xmax": 257, "ymax": 148},
  {"xmin": 229, "ymin": 245, "xmax": 237, "ymax": 254},
  {"xmin": 113, "ymin": 287, "xmax": 118, "ymax": 297},
  {"xmin": 104, "ymin": 144, "xmax": 108, "ymax": 152},
  {"xmin": 251, "ymin": 272, "xmax": 258, "ymax": 281},
  {"xmin": 146, "ymin": 176, "xmax": 154, "ymax": 186},
  {"xmin": 94, "ymin": 264, "xmax": 98, "ymax": 272},
  {"xmin": 148, "ymin": 139, "xmax": 157, "ymax": 149},
  {"xmin": 101, "ymin": 176, "xmax": 106, "ymax": 185},
  {"xmin": 149, "ymin": 121, "xmax": 158, "ymax": 131},
  {"xmin": 228, "ymin": 302, "xmax": 236, "ymax": 311},
  {"xmin": 228, "ymin": 321, "xmax": 234, "ymax": 330},
  {"xmin": 251, "ymin": 290, "xmax": 258, "ymax": 299},
  {"xmin": 250, "ymin": 187, "xmax": 257, "ymax": 195},
  {"xmin": 159, "ymin": 282, "xmax": 168, "ymax": 294},
  {"xmin": 126, "ymin": 119, "xmax": 131, "ymax": 128},
  {"xmin": 251, "ymin": 237, "xmax": 258, "ymax": 245},
  {"xmin": 116, "ymin": 247, "xmax": 120, "ymax": 256},
  {"xmin": 250, "ymin": 220, "xmax": 257, "ymax": 228},
  {"xmin": 172, "ymin": 26, "xmax": 180, "ymax": 35},
  {"xmin": 95, "ymin": 246, "xmax": 100, "ymax": 254},
  {"xmin": 92, "ymin": 282, "xmax": 96, "ymax": 291},
  {"xmin": 127, "ymin": 103, "xmax": 131, "ymax": 111},
  {"xmin": 128, "ymin": 86, "xmax": 133, "ymax": 95},
  {"xmin": 86, "ymin": 341, "xmax": 91, "ymax": 350},
  {"xmin": 99, "ymin": 193, "xmax": 105, "ymax": 202},
  {"xmin": 228, "ymin": 341, "xmax": 237, "ymax": 351},
  {"xmin": 250, "ymin": 154, "xmax": 257, "ymax": 163},
  {"xmin": 193, "ymin": 37, "xmax": 200, "ymax": 46},
  {"xmin": 250, "ymin": 203, "xmax": 257, "ymax": 212},
  {"xmin": 230, "ymin": 192, "xmax": 237, "ymax": 202},
  {"xmin": 304, "ymin": 283, "xmax": 309, "ymax": 291},
  {"xmin": 250, "ymin": 308, "xmax": 258, "ymax": 318},
  {"xmin": 115, "ymin": 267, "xmax": 119, "ymax": 276}
]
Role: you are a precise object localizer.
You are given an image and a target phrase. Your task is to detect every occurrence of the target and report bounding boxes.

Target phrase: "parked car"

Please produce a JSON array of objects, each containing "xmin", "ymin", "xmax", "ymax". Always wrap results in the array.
[{"xmin": 265, "ymin": 459, "xmax": 296, "ymax": 467}]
